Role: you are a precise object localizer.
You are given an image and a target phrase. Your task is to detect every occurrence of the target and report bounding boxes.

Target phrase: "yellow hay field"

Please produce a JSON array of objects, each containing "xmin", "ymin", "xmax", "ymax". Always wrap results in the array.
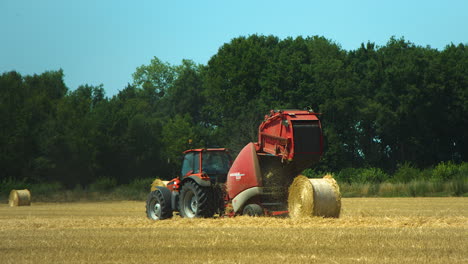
[{"xmin": 0, "ymin": 197, "xmax": 467, "ymax": 263}]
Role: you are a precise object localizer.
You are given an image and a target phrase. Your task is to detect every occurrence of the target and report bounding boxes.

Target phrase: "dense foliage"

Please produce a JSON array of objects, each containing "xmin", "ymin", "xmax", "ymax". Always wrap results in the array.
[{"xmin": 1, "ymin": 35, "xmax": 467, "ymax": 188}]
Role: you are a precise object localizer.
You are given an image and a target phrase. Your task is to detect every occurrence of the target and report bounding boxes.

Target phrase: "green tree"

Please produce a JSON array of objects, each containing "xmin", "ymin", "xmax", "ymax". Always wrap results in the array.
[
  {"xmin": 132, "ymin": 57, "xmax": 177, "ymax": 103},
  {"xmin": 102, "ymin": 85, "xmax": 165, "ymax": 183},
  {"xmin": 0, "ymin": 70, "xmax": 67, "ymax": 183},
  {"xmin": 164, "ymin": 60, "xmax": 205, "ymax": 123},
  {"xmin": 51, "ymin": 85, "xmax": 106, "ymax": 186}
]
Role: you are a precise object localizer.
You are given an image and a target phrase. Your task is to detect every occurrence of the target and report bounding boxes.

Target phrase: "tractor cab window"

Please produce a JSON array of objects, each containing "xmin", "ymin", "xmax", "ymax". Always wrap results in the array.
[
  {"xmin": 202, "ymin": 151, "xmax": 231, "ymax": 175},
  {"xmin": 181, "ymin": 152, "xmax": 200, "ymax": 177}
]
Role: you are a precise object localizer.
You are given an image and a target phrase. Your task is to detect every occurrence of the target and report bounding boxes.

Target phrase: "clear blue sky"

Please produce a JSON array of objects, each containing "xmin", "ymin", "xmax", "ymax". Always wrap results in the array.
[{"xmin": 1, "ymin": 0, "xmax": 467, "ymax": 97}]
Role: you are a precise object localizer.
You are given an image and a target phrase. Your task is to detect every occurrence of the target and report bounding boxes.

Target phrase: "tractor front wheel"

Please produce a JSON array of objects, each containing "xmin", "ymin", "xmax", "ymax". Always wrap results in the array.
[
  {"xmin": 179, "ymin": 181, "xmax": 214, "ymax": 218},
  {"xmin": 146, "ymin": 187, "xmax": 173, "ymax": 220}
]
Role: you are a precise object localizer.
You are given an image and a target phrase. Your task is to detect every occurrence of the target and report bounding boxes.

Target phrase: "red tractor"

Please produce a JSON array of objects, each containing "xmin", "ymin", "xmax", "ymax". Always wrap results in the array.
[{"xmin": 146, "ymin": 109, "xmax": 325, "ymax": 220}]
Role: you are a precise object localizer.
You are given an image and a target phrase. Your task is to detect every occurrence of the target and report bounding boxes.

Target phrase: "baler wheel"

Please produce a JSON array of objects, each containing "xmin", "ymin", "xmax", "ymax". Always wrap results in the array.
[
  {"xmin": 179, "ymin": 181, "xmax": 214, "ymax": 218},
  {"xmin": 242, "ymin": 204, "xmax": 264, "ymax": 216},
  {"xmin": 146, "ymin": 186, "xmax": 173, "ymax": 220}
]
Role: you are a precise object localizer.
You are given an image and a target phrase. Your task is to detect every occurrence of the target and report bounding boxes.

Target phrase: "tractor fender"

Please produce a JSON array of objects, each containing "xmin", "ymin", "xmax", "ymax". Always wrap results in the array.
[
  {"xmin": 231, "ymin": 187, "xmax": 263, "ymax": 213},
  {"xmin": 182, "ymin": 176, "xmax": 212, "ymax": 188}
]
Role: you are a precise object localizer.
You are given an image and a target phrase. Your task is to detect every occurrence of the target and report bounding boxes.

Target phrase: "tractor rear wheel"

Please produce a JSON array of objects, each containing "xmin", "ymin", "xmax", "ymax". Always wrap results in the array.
[
  {"xmin": 146, "ymin": 186, "xmax": 173, "ymax": 220},
  {"xmin": 243, "ymin": 204, "xmax": 264, "ymax": 216},
  {"xmin": 179, "ymin": 181, "xmax": 214, "ymax": 218}
]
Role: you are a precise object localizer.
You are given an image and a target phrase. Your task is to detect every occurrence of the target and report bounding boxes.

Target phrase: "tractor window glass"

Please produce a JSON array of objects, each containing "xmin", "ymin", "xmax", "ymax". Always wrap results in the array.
[
  {"xmin": 193, "ymin": 152, "xmax": 200, "ymax": 173},
  {"xmin": 181, "ymin": 152, "xmax": 200, "ymax": 177},
  {"xmin": 202, "ymin": 152, "xmax": 231, "ymax": 175},
  {"xmin": 181, "ymin": 153, "xmax": 194, "ymax": 176}
]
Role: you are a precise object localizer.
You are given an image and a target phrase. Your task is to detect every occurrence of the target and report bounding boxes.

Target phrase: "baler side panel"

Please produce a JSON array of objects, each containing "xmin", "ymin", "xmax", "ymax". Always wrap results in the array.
[{"xmin": 226, "ymin": 143, "xmax": 262, "ymax": 200}]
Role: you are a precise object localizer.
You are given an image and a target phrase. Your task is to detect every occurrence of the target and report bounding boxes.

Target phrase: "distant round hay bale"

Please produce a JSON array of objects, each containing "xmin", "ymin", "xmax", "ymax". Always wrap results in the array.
[
  {"xmin": 288, "ymin": 174, "xmax": 341, "ymax": 218},
  {"xmin": 150, "ymin": 179, "xmax": 168, "ymax": 191},
  {"xmin": 9, "ymin": 189, "xmax": 31, "ymax": 207}
]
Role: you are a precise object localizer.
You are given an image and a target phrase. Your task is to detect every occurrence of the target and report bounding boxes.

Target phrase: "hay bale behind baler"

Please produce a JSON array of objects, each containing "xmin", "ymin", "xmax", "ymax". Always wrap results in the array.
[{"xmin": 150, "ymin": 179, "xmax": 169, "ymax": 191}]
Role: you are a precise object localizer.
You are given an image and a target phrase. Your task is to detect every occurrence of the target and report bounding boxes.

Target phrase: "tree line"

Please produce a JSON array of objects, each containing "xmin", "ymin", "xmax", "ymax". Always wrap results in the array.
[{"xmin": 1, "ymin": 35, "xmax": 467, "ymax": 187}]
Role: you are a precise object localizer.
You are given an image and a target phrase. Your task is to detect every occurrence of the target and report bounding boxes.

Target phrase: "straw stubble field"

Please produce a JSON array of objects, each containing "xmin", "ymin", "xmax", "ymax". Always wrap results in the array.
[{"xmin": 1, "ymin": 198, "xmax": 466, "ymax": 264}]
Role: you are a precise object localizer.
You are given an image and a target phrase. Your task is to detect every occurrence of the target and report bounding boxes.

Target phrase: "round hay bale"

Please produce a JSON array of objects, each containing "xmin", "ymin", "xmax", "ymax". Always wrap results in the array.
[
  {"xmin": 9, "ymin": 189, "xmax": 31, "ymax": 207},
  {"xmin": 288, "ymin": 174, "xmax": 341, "ymax": 218},
  {"xmin": 150, "ymin": 179, "xmax": 167, "ymax": 191},
  {"xmin": 288, "ymin": 175, "xmax": 314, "ymax": 218}
]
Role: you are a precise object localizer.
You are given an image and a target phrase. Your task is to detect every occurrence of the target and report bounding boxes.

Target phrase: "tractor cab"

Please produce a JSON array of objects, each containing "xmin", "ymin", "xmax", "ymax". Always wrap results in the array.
[{"xmin": 180, "ymin": 148, "xmax": 232, "ymax": 184}]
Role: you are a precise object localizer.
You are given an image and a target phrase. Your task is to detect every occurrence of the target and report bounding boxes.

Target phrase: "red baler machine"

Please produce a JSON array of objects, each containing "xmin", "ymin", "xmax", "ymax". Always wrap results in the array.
[{"xmin": 226, "ymin": 109, "xmax": 323, "ymax": 215}]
